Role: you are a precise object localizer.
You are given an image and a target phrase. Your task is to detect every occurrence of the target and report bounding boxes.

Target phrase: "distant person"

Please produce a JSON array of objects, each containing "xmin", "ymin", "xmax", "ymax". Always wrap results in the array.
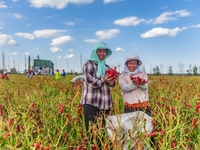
[
  {"xmin": 62, "ymin": 69, "xmax": 66, "ymax": 77},
  {"xmin": 4, "ymin": 70, "xmax": 7, "ymax": 75},
  {"xmin": 0, "ymin": 70, "xmax": 9, "ymax": 80},
  {"xmin": 55, "ymin": 69, "xmax": 61, "ymax": 80},
  {"xmin": 26, "ymin": 70, "xmax": 34, "ymax": 79},
  {"xmin": 71, "ymin": 75, "xmax": 84, "ymax": 84},
  {"xmin": 38, "ymin": 67, "xmax": 42, "ymax": 75}
]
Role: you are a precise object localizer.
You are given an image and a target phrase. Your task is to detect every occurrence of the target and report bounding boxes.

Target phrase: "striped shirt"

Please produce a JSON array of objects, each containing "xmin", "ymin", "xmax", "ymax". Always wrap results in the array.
[{"xmin": 80, "ymin": 60, "xmax": 115, "ymax": 110}]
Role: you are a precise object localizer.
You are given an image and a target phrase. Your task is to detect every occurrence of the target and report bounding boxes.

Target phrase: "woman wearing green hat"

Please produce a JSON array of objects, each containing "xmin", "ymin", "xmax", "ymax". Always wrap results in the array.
[{"xmin": 80, "ymin": 42, "xmax": 116, "ymax": 144}]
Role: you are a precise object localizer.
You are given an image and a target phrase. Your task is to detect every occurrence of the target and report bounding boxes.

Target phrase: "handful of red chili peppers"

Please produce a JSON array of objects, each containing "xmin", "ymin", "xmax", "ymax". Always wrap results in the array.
[
  {"xmin": 130, "ymin": 75, "xmax": 148, "ymax": 86},
  {"xmin": 106, "ymin": 66, "xmax": 120, "ymax": 80}
]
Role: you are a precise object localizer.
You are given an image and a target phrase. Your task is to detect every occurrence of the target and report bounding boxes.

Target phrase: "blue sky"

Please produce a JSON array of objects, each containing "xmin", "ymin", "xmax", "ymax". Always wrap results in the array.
[{"xmin": 0, "ymin": 0, "xmax": 200, "ymax": 74}]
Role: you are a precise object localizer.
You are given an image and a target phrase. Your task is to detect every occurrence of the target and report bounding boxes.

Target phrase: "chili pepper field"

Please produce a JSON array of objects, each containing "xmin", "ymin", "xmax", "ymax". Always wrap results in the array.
[{"xmin": 0, "ymin": 75, "xmax": 199, "ymax": 150}]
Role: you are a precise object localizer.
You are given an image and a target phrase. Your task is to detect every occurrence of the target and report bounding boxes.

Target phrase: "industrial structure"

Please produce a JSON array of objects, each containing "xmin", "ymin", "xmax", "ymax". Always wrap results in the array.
[{"xmin": 33, "ymin": 56, "xmax": 54, "ymax": 75}]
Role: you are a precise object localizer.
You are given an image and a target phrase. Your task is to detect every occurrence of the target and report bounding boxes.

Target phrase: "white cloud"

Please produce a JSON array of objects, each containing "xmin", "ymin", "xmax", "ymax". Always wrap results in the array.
[
  {"xmin": 68, "ymin": 49, "xmax": 74, "ymax": 52},
  {"xmin": 191, "ymin": 24, "xmax": 200, "ymax": 28},
  {"xmin": 96, "ymin": 29, "xmax": 120, "ymax": 40},
  {"xmin": 50, "ymin": 46, "xmax": 63, "ymax": 52},
  {"xmin": 103, "ymin": 0, "xmax": 123, "ymax": 4},
  {"xmin": 15, "ymin": 32, "xmax": 35, "ymax": 40},
  {"xmin": 153, "ymin": 10, "xmax": 191, "ymax": 24},
  {"xmin": 0, "ymin": 1, "xmax": 8, "ymax": 8},
  {"xmin": 28, "ymin": 0, "xmax": 94, "ymax": 9},
  {"xmin": 45, "ymin": 15, "xmax": 60, "ymax": 19},
  {"xmin": 63, "ymin": 54, "xmax": 75, "ymax": 59},
  {"xmin": 33, "ymin": 29, "xmax": 67, "ymax": 38},
  {"xmin": 50, "ymin": 36, "xmax": 75, "ymax": 46},
  {"xmin": 114, "ymin": 16, "xmax": 145, "ymax": 26},
  {"xmin": 65, "ymin": 21, "xmax": 75, "ymax": 26},
  {"xmin": 0, "ymin": 33, "xmax": 18, "ymax": 46},
  {"xmin": 57, "ymin": 55, "xmax": 62, "ymax": 59},
  {"xmin": 6, "ymin": 52, "xmax": 18, "ymax": 55},
  {"xmin": 12, "ymin": 52, "xmax": 18, "ymax": 55},
  {"xmin": 23, "ymin": 52, "xmax": 30, "ymax": 55},
  {"xmin": 115, "ymin": 47, "xmax": 125, "ymax": 51},
  {"xmin": 11, "ymin": 0, "xmax": 20, "ymax": 2},
  {"xmin": 160, "ymin": 6, "xmax": 168, "ymax": 9},
  {"xmin": 175, "ymin": 10, "xmax": 191, "ymax": 17},
  {"xmin": 13, "ymin": 13, "xmax": 24, "ymax": 19},
  {"xmin": 140, "ymin": 27, "xmax": 186, "ymax": 38},
  {"xmin": 84, "ymin": 39, "xmax": 100, "ymax": 43}
]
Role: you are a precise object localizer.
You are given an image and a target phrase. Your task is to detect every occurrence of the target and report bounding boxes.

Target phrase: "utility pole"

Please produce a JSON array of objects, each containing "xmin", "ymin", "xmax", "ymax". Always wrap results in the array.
[
  {"xmin": 12, "ymin": 55, "xmax": 15, "ymax": 69},
  {"xmin": 18, "ymin": 60, "xmax": 19, "ymax": 73},
  {"xmin": 2, "ymin": 52, "xmax": 5, "ymax": 70},
  {"xmin": 80, "ymin": 53, "xmax": 82, "ymax": 73},
  {"xmin": 24, "ymin": 55, "xmax": 27, "ymax": 72},
  {"xmin": 66, "ymin": 59, "xmax": 69, "ymax": 73}
]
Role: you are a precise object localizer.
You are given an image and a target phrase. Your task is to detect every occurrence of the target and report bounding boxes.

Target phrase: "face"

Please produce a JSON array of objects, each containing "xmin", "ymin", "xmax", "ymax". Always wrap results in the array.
[
  {"xmin": 97, "ymin": 49, "xmax": 107, "ymax": 61},
  {"xmin": 127, "ymin": 59, "xmax": 138, "ymax": 72}
]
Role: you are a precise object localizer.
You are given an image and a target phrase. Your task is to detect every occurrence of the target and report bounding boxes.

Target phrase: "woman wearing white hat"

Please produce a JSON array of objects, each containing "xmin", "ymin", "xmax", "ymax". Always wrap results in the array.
[{"xmin": 119, "ymin": 54, "xmax": 151, "ymax": 116}]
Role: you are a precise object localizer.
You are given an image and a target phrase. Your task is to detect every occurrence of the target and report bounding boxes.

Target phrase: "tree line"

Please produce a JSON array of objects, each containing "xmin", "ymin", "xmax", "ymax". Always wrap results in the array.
[{"xmin": 1, "ymin": 52, "xmax": 199, "ymax": 75}]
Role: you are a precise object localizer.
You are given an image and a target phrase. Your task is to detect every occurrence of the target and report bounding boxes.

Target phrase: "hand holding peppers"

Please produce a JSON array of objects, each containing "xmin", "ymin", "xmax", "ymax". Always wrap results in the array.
[
  {"xmin": 105, "ymin": 66, "xmax": 120, "ymax": 81},
  {"xmin": 130, "ymin": 75, "xmax": 148, "ymax": 86}
]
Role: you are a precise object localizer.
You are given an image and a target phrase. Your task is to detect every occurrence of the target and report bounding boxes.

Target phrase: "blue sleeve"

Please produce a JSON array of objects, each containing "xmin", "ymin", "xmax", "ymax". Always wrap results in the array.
[{"xmin": 138, "ymin": 84, "xmax": 148, "ymax": 91}]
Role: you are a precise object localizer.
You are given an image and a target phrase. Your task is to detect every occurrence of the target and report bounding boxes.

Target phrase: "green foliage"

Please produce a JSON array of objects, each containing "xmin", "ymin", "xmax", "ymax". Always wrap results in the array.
[{"xmin": 0, "ymin": 75, "xmax": 199, "ymax": 149}]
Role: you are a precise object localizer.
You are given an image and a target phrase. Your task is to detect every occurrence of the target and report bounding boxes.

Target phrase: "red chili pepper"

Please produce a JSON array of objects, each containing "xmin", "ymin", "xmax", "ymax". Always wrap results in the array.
[
  {"xmin": 121, "ymin": 139, "xmax": 125, "ymax": 145},
  {"xmin": 76, "ymin": 145, "xmax": 83, "ymax": 150},
  {"xmin": 171, "ymin": 140, "xmax": 176, "ymax": 148},
  {"xmin": 92, "ymin": 145, "xmax": 98, "ymax": 150},
  {"xmin": 191, "ymin": 117, "xmax": 197, "ymax": 126},
  {"xmin": 34, "ymin": 142, "xmax": 41, "ymax": 150},
  {"xmin": 0, "ymin": 104, "xmax": 4, "ymax": 116},
  {"xmin": 9, "ymin": 118, "xmax": 14, "ymax": 126},
  {"xmin": 151, "ymin": 119, "xmax": 155, "ymax": 128},
  {"xmin": 3, "ymin": 132, "xmax": 10, "ymax": 140},
  {"xmin": 43, "ymin": 146, "xmax": 51, "ymax": 150},
  {"xmin": 146, "ymin": 131, "xmax": 157, "ymax": 137},
  {"xmin": 16, "ymin": 124, "xmax": 21, "ymax": 133},
  {"xmin": 63, "ymin": 132, "xmax": 67, "ymax": 138},
  {"xmin": 160, "ymin": 130, "xmax": 165, "ymax": 136},
  {"xmin": 196, "ymin": 104, "xmax": 200, "ymax": 113},
  {"xmin": 106, "ymin": 66, "xmax": 119, "ymax": 80},
  {"xmin": 30, "ymin": 102, "xmax": 35, "ymax": 111},
  {"xmin": 59, "ymin": 103, "xmax": 65, "ymax": 114},
  {"xmin": 185, "ymin": 128, "xmax": 189, "ymax": 133},
  {"xmin": 130, "ymin": 76, "xmax": 148, "ymax": 86}
]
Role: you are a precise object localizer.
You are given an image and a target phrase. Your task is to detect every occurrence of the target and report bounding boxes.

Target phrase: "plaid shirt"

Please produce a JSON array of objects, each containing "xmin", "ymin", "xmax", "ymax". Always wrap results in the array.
[{"xmin": 80, "ymin": 60, "xmax": 115, "ymax": 110}]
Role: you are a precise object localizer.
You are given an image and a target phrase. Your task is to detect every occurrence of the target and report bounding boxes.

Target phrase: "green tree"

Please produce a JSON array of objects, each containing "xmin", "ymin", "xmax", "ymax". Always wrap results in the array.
[
  {"xmin": 153, "ymin": 67, "xmax": 156, "ymax": 75},
  {"xmin": 28, "ymin": 55, "xmax": 31, "ymax": 70},
  {"xmin": 155, "ymin": 66, "xmax": 160, "ymax": 75},
  {"xmin": 168, "ymin": 66, "xmax": 173, "ymax": 75},
  {"xmin": 193, "ymin": 65, "xmax": 198, "ymax": 75}
]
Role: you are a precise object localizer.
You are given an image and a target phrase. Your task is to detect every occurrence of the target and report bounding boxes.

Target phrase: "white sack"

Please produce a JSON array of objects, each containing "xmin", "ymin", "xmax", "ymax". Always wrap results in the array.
[{"xmin": 106, "ymin": 111, "xmax": 153, "ymax": 150}]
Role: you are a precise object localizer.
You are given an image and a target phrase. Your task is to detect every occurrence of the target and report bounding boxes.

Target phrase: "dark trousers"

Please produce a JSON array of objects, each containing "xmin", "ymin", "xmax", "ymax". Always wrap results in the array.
[
  {"xmin": 83, "ymin": 104, "xmax": 110, "ymax": 131},
  {"xmin": 83, "ymin": 104, "xmax": 110, "ymax": 149}
]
